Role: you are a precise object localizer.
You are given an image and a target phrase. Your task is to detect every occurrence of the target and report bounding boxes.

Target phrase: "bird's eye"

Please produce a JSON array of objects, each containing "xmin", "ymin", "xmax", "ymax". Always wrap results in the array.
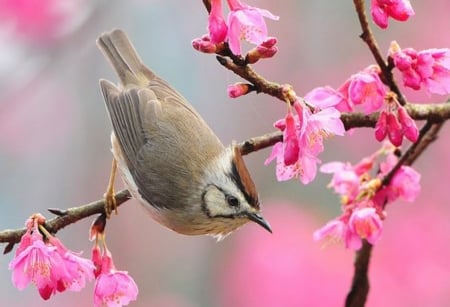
[{"xmin": 226, "ymin": 195, "xmax": 240, "ymax": 207}]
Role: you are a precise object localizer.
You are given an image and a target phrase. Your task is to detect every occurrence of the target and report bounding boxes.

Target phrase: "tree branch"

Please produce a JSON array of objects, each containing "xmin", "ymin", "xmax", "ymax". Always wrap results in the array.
[
  {"xmin": 1, "ymin": 189, "xmax": 131, "ymax": 254},
  {"xmin": 1, "ymin": 101, "xmax": 449, "ymax": 254},
  {"xmin": 345, "ymin": 240, "xmax": 373, "ymax": 307}
]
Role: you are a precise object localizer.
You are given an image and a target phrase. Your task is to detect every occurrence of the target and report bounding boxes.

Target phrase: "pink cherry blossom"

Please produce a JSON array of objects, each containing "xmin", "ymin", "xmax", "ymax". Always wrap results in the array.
[
  {"xmin": 265, "ymin": 142, "xmax": 319, "ymax": 184},
  {"xmin": 348, "ymin": 207, "xmax": 383, "ymax": 248},
  {"xmin": 344, "ymin": 66, "xmax": 387, "ymax": 114},
  {"xmin": 226, "ymin": 0, "xmax": 279, "ymax": 55},
  {"xmin": 48, "ymin": 236, "xmax": 95, "ymax": 292},
  {"xmin": 390, "ymin": 42, "xmax": 450, "ymax": 95},
  {"xmin": 379, "ymin": 153, "xmax": 421, "ymax": 202},
  {"xmin": 208, "ymin": 0, "xmax": 228, "ymax": 44},
  {"xmin": 370, "ymin": 0, "xmax": 414, "ymax": 29},
  {"xmin": 320, "ymin": 162, "xmax": 362, "ymax": 202},
  {"xmin": 94, "ymin": 249, "xmax": 138, "ymax": 307},
  {"xmin": 10, "ymin": 233, "xmax": 58, "ymax": 299},
  {"xmin": 313, "ymin": 219, "xmax": 346, "ymax": 245},
  {"xmin": 318, "ymin": 146, "xmax": 421, "ymax": 250},
  {"xmin": 9, "ymin": 215, "xmax": 95, "ymax": 300},
  {"xmin": 304, "ymin": 86, "xmax": 349, "ymax": 111},
  {"xmin": 266, "ymin": 100, "xmax": 344, "ymax": 184},
  {"xmin": 309, "ymin": 66, "xmax": 388, "ymax": 115}
]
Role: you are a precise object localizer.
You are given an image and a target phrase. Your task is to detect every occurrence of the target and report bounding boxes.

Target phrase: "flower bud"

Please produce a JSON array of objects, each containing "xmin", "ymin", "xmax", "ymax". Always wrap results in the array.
[{"xmin": 227, "ymin": 83, "xmax": 251, "ymax": 98}]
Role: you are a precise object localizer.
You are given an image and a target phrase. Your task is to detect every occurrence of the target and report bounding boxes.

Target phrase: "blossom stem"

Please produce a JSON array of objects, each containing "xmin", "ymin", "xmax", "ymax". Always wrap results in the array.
[{"xmin": 352, "ymin": 0, "xmax": 406, "ymax": 106}]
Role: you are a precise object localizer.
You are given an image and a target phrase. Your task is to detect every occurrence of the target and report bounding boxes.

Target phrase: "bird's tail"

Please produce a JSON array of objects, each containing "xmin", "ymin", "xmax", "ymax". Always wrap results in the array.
[{"xmin": 97, "ymin": 29, "xmax": 154, "ymax": 86}]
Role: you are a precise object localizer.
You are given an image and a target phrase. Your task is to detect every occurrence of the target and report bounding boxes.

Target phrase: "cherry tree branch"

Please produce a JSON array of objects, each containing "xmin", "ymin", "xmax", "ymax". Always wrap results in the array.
[
  {"xmin": 1, "ymin": 101, "xmax": 450, "ymax": 254},
  {"xmin": 352, "ymin": 0, "xmax": 406, "ymax": 106},
  {"xmin": 345, "ymin": 240, "xmax": 373, "ymax": 307},
  {"xmin": 1, "ymin": 189, "xmax": 131, "ymax": 254}
]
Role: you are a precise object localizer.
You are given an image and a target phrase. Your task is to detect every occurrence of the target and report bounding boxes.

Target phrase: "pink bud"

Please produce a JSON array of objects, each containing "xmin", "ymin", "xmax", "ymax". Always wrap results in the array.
[
  {"xmin": 246, "ymin": 37, "xmax": 278, "ymax": 64},
  {"xmin": 208, "ymin": 0, "xmax": 227, "ymax": 44},
  {"xmin": 387, "ymin": 112, "xmax": 403, "ymax": 146},
  {"xmin": 283, "ymin": 111, "xmax": 299, "ymax": 166},
  {"xmin": 397, "ymin": 106, "xmax": 418, "ymax": 142},
  {"xmin": 227, "ymin": 83, "xmax": 250, "ymax": 98},
  {"xmin": 192, "ymin": 36, "xmax": 218, "ymax": 54},
  {"xmin": 374, "ymin": 110, "xmax": 388, "ymax": 142}
]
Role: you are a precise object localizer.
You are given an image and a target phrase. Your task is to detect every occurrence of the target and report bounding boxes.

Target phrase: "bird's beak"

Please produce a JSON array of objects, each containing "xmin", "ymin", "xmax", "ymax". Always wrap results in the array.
[{"xmin": 246, "ymin": 212, "xmax": 272, "ymax": 233}]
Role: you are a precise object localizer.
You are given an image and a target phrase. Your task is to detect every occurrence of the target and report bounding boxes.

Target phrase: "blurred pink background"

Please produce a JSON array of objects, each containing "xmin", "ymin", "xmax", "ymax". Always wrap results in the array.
[{"xmin": 1, "ymin": 1, "xmax": 450, "ymax": 306}]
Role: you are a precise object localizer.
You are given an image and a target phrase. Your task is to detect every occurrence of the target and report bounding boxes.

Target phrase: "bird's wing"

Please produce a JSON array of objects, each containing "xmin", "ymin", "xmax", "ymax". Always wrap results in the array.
[{"xmin": 100, "ymin": 79, "xmax": 224, "ymax": 209}]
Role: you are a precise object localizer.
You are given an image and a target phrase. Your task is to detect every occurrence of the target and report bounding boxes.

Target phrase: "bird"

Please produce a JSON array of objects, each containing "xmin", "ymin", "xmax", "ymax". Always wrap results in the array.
[{"xmin": 97, "ymin": 29, "xmax": 271, "ymax": 239}]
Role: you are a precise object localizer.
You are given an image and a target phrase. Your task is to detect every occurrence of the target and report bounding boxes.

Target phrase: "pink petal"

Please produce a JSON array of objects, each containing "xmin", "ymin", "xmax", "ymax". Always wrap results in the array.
[{"xmin": 304, "ymin": 86, "xmax": 348, "ymax": 110}]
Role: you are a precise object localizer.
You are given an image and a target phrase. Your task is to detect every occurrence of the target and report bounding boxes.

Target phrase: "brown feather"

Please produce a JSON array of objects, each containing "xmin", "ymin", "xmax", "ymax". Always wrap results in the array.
[{"xmin": 231, "ymin": 143, "xmax": 259, "ymax": 209}]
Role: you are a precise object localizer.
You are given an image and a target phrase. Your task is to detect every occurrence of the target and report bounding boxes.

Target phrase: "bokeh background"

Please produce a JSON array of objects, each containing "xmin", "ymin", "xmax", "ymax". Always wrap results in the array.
[{"xmin": 1, "ymin": 0, "xmax": 450, "ymax": 306}]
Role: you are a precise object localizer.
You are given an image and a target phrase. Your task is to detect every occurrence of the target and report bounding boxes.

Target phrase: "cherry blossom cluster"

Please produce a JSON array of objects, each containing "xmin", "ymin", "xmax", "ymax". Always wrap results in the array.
[
  {"xmin": 90, "ymin": 217, "xmax": 138, "ymax": 307},
  {"xmin": 305, "ymin": 64, "xmax": 420, "ymax": 147},
  {"xmin": 196, "ymin": 0, "xmax": 449, "ymax": 252},
  {"xmin": 192, "ymin": 0, "xmax": 279, "ymax": 58},
  {"xmin": 265, "ymin": 91, "xmax": 345, "ymax": 184},
  {"xmin": 8, "ymin": 214, "xmax": 138, "ymax": 306},
  {"xmin": 314, "ymin": 144, "xmax": 421, "ymax": 249}
]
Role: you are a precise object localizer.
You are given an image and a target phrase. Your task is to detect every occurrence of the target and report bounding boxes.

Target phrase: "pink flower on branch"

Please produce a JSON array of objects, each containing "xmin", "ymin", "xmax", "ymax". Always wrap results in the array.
[
  {"xmin": 226, "ymin": 0, "xmax": 279, "ymax": 55},
  {"xmin": 9, "ymin": 214, "xmax": 94, "ymax": 300},
  {"xmin": 265, "ymin": 99, "xmax": 345, "ymax": 184},
  {"xmin": 197, "ymin": 0, "xmax": 278, "ymax": 56},
  {"xmin": 208, "ymin": 0, "xmax": 228, "ymax": 44},
  {"xmin": 93, "ymin": 248, "xmax": 138, "ymax": 307},
  {"xmin": 317, "ymin": 146, "xmax": 421, "ymax": 250},
  {"xmin": 378, "ymin": 153, "xmax": 421, "ymax": 202},
  {"xmin": 389, "ymin": 41, "xmax": 450, "ymax": 95},
  {"xmin": 306, "ymin": 65, "xmax": 387, "ymax": 115},
  {"xmin": 374, "ymin": 99, "xmax": 418, "ymax": 146},
  {"xmin": 348, "ymin": 207, "xmax": 383, "ymax": 249},
  {"xmin": 370, "ymin": 0, "xmax": 415, "ymax": 29}
]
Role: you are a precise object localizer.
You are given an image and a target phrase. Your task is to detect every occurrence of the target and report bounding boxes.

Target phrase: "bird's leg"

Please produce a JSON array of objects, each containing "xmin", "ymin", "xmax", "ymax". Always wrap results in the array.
[{"xmin": 104, "ymin": 158, "xmax": 118, "ymax": 217}]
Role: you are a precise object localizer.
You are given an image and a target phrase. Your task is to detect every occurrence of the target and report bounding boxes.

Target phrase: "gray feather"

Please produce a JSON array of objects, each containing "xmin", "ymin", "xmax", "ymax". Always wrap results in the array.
[{"xmin": 98, "ymin": 30, "xmax": 225, "ymax": 210}]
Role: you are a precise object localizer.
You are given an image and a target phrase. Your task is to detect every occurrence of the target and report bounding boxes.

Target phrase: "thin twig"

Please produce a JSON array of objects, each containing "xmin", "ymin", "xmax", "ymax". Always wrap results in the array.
[
  {"xmin": 216, "ymin": 56, "xmax": 285, "ymax": 100},
  {"xmin": 1, "ymin": 189, "xmax": 131, "ymax": 254}
]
